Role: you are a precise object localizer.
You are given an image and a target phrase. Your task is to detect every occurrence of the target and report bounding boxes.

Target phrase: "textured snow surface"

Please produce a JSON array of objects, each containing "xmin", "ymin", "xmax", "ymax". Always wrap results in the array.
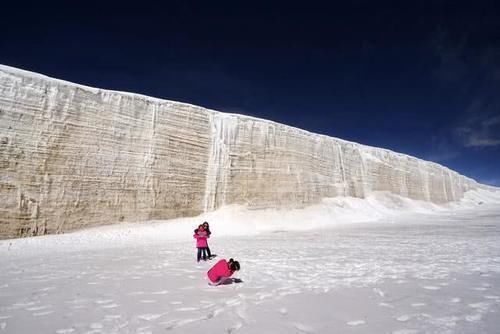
[
  {"xmin": 0, "ymin": 190, "xmax": 499, "ymax": 333},
  {"xmin": 0, "ymin": 65, "xmax": 487, "ymax": 238}
]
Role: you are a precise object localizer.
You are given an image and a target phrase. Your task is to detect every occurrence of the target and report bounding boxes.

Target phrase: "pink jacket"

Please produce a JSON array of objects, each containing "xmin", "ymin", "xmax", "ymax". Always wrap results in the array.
[
  {"xmin": 207, "ymin": 259, "xmax": 234, "ymax": 283},
  {"xmin": 194, "ymin": 231, "xmax": 208, "ymax": 248}
]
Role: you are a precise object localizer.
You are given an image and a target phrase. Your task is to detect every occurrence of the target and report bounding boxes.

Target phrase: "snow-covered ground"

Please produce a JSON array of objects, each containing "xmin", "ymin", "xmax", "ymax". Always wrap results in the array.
[{"xmin": 1, "ymin": 190, "xmax": 500, "ymax": 333}]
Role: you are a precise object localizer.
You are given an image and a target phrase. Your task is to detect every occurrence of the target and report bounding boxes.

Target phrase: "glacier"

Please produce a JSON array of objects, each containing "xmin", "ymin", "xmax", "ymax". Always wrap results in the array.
[{"xmin": 0, "ymin": 64, "xmax": 493, "ymax": 239}]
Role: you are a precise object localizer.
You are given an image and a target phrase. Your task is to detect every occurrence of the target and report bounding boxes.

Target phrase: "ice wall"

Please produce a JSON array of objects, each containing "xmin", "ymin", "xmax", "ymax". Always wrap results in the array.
[
  {"xmin": 0, "ymin": 65, "xmax": 481, "ymax": 238},
  {"xmin": 203, "ymin": 113, "xmax": 478, "ymax": 211}
]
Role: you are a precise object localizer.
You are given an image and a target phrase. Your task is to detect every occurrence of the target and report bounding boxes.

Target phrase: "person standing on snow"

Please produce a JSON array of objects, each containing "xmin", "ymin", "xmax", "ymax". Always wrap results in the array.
[
  {"xmin": 193, "ymin": 224, "xmax": 209, "ymax": 262},
  {"xmin": 201, "ymin": 221, "xmax": 213, "ymax": 259}
]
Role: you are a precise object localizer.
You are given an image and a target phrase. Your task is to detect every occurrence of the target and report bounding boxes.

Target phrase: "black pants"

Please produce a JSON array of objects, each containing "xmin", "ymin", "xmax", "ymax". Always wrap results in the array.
[
  {"xmin": 197, "ymin": 247, "xmax": 208, "ymax": 261},
  {"xmin": 206, "ymin": 246, "xmax": 212, "ymax": 258}
]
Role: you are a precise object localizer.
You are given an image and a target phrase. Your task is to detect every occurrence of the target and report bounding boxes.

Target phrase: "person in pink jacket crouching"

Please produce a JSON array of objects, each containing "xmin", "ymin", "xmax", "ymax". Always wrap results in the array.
[{"xmin": 207, "ymin": 258, "xmax": 241, "ymax": 285}]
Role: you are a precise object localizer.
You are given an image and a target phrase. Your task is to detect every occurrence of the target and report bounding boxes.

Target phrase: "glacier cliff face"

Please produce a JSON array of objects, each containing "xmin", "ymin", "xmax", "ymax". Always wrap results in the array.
[{"xmin": 0, "ymin": 65, "xmax": 481, "ymax": 238}]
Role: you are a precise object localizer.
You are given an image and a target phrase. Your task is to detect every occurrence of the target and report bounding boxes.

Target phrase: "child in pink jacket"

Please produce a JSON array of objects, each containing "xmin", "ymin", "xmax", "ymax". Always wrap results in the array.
[
  {"xmin": 194, "ymin": 224, "xmax": 209, "ymax": 262},
  {"xmin": 207, "ymin": 258, "xmax": 240, "ymax": 285}
]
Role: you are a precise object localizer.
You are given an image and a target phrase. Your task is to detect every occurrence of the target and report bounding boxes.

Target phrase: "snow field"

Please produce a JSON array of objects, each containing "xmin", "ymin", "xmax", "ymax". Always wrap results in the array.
[{"xmin": 0, "ymin": 189, "xmax": 499, "ymax": 333}]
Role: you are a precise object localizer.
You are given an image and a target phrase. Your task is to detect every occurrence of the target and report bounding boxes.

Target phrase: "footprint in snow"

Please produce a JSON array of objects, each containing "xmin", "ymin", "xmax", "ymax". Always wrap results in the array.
[
  {"xmin": 33, "ymin": 310, "xmax": 54, "ymax": 317},
  {"xmin": 128, "ymin": 291, "xmax": 145, "ymax": 296},
  {"xmin": 8, "ymin": 270, "xmax": 23, "ymax": 274},
  {"xmin": 212, "ymin": 308, "xmax": 224, "ymax": 317},
  {"xmin": 347, "ymin": 320, "xmax": 365, "ymax": 326},
  {"xmin": 94, "ymin": 299, "xmax": 114, "ymax": 305},
  {"xmin": 225, "ymin": 299, "xmax": 241, "ymax": 306},
  {"xmin": 56, "ymin": 328, "xmax": 75, "ymax": 334},
  {"xmin": 379, "ymin": 302, "xmax": 394, "ymax": 308},
  {"xmin": 468, "ymin": 302, "xmax": 489, "ymax": 310},
  {"xmin": 26, "ymin": 305, "xmax": 51, "ymax": 311},
  {"xmin": 175, "ymin": 307, "xmax": 198, "ymax": 311},
  {"xmin": 139, "ymin": 300, "xmax": 157, "ymax": 304},
  {"xmin": 392, "ymin": 330, "xmax": 418, "ymax": 334},
  {"xmin": 411, "ymin": 303, "xmax": 426, "ymax": 307},
  {"xmin": 13, "ymin": 302, "xmax": 36, "ymax": 308},
  {"xmin": 226, "ymin": 322, "xmax": 242, "ymax": 333},
  {"xmin": 67, "ymin": 299, "xmax": 87, "ymax": 305},
  {"xmin": 373, "ymin": 288, "xmax": 385, "ymax": 297},
  {"xmin": 138, "ymin": 313, "xmax": 166, "ymax": 321},
  {"xmin": 465, "ymin": 314, "xmax": 482, "ymax": 322},
  {"xmin": 293, "ymin": 323, "xmax": 315, "ymax": 333},
  {"xmin": 484, "ymin": 295, "xmax": 499, "ymax": 300},
  {"xmin": 257, "ymin": 292, "xmax": 273, "ymax": 300},
  {"xmin": 396, "ymin": 315, "xmax": 410, "ymax": 322},
  {"xmin": 200, "ymin": 302, "xmax": 216, "ymax": 309},
  {"xmin": 422, "ymin": 286, "xmax": 440, "ymax": 290},
  {"xmin": 101, "ymin": 303, "xmax": 119, "ymax": 309}
]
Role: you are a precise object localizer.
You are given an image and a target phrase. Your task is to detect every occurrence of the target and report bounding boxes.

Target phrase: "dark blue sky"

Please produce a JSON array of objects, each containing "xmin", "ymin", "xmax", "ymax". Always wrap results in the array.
[{"xmin": 1, "ymin": 1, "xmax": 500, "ymax": 186}]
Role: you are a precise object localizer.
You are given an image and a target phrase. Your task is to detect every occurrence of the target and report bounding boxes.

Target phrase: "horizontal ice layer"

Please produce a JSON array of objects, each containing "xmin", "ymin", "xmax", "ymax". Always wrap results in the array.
[{"xmin": 0, "ymin": 65, "xmax": 491, "ymax": 238}]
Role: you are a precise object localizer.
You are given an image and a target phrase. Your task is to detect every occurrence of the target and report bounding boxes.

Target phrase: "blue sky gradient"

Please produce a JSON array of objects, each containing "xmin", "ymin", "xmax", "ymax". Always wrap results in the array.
[{"xmin": 1, "ymin": 1, "xmax": 499, "ymax": 185}]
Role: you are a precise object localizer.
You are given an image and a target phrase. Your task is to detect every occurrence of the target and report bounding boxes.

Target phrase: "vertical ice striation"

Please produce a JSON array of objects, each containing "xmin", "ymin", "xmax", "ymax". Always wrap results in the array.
[
  {"xmin": 0, "ymin": 65, "xmax": 489, "ymax": 238},
  {"xmin": 335, "ymin": 141, "xmax": 347, "ymax": 196},
  {"xmin": 203, "ymin": 113, "xmax": 239, "ymax": 211}
]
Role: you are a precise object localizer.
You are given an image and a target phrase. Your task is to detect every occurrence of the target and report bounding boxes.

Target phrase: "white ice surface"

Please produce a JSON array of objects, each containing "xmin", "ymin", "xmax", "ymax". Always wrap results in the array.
[{"xmin": 0, "ymin": 189, "xmax": 500, "ymax": 333}]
